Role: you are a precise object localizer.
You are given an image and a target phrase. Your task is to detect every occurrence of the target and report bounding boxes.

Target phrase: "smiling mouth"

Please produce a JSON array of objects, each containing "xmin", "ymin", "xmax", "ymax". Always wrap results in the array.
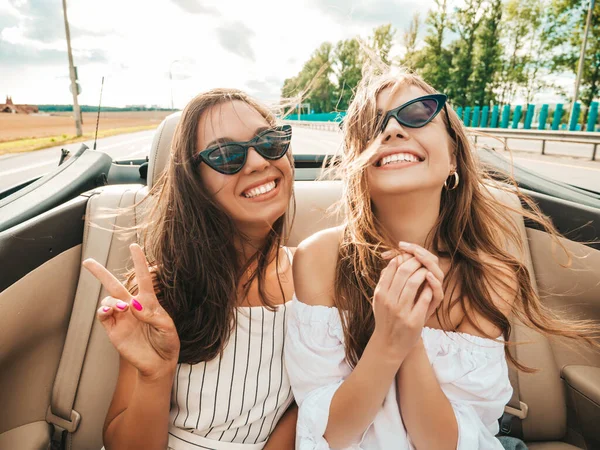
[
  {"xmin": 242, "ymin": 179, "xmax": 279, "ymax": 198},
  {"xmin": 375, "ymin": 152, "xmax": 424, "ymax": 167}
]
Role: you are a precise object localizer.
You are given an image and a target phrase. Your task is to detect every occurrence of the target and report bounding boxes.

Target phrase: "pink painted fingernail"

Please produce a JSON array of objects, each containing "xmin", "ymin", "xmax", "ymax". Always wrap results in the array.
[
  {"xmin": 116, "ymin": 300, "xmax": 128, "ymax": 310},
  {"xmin": 131, "ymin": 298, "xmax": 143, "ymax": 311},
  {"xmin": 102, "ymin": 306, "xmax": 111, "ymax": 312},
  {"xmin": 381, "ymin": 250, "xmax": 394, "ymax": 258},
  {"xmin": 399, "ymin": 241, "xmax": 410, "ymax": 249}
]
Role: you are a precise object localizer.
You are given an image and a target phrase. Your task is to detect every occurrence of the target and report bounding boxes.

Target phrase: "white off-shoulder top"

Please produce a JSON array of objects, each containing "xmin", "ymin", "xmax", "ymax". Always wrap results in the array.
[{"xmin": 284, "ymin": 298, "xmax": 513, "ymax": 450}]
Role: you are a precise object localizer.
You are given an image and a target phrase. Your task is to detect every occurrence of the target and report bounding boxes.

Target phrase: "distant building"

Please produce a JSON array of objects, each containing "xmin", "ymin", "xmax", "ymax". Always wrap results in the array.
[{"xmin": 0, "ymin": 96, "xmax": 39, "ymax": 114}]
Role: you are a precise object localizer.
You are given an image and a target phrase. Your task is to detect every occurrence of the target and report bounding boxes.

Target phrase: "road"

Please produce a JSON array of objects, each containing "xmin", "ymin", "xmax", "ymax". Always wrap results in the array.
[{"xmin": 1, "ymin": 127, "xmax": 599, "ymax": 193}]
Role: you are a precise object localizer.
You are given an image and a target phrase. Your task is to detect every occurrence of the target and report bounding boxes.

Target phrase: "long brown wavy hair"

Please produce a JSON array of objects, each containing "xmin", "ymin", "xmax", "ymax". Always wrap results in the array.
[
  {"xmin": 126, "ymin": 89, "xmax": 294, "ymax": 364},
  {"xmin": 334, "ymin": 70, "xmax": 599, "ymax": 372}
]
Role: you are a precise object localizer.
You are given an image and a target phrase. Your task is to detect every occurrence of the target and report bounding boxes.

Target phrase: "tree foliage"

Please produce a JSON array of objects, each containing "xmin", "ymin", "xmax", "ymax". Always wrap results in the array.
[{"xmin": 281, "ymin": 0, "xmax": 599, "ymax": 111}]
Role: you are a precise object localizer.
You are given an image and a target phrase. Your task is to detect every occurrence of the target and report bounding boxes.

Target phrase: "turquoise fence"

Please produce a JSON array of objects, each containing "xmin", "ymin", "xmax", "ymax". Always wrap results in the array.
[
  {"xmin": 285, "ymin": 112, "xmax": 346, "ymax": 122},
  {"xmin": 286, "ymin": 103, "xmax": 600, "ymax": 131},
  {"xmin": 453, "ymin": 102, "xmax": 599, "ymax": 132}
]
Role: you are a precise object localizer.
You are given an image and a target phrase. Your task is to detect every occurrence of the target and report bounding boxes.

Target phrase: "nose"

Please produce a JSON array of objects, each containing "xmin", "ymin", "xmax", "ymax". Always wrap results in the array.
[
  {"xmin": 243, "ymin": 146, "xmax": 270, "ymax": 174},
  {"xmin": 381, "ymin": 116, "xmax": 409, "ymax": 143}
]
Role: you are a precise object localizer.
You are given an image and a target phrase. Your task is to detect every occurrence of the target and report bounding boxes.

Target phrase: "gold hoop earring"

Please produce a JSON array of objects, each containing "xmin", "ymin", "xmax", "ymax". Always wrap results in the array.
[{"xmin": 444, "ymin": 171, "xmax": 459, "ymax": 190}]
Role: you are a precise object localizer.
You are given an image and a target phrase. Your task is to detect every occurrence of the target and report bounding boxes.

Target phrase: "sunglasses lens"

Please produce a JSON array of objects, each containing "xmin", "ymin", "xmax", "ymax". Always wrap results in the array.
[
  {"xmin": 206, "ymin": 145, "xmax": 245, "ymax": 173},
  {"xmin": 398, "ymin": 99, "xmax": 439, "ymax": 127},
  {"xmin": 256, "ymin": 128, "xmax": 291, "ymax": 159}
]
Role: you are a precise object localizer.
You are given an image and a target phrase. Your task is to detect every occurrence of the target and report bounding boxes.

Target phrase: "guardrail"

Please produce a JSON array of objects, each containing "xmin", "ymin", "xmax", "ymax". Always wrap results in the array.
[
  {"xmin": 471, "ymin": 128, "xmax": 600, "ymax": 161},
  {"xmin": 285, "ymin": 120, "xmax": 600, "ymax": 161},
  {"xmin": 283, "ymin": 120, "xmax": 339, "ymax": 131}
]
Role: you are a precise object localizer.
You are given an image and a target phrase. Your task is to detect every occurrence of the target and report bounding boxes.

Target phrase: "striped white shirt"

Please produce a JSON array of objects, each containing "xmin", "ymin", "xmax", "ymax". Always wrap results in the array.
[{"xmin": 168, "ymin": 249, "xmax": 294, "ymax": 450}]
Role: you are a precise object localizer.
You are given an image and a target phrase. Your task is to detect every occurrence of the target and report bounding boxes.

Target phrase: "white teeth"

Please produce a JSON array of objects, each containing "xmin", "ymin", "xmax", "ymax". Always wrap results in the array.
[
  {"xmin": 244, "ymin": 180, "xmax": 276, "ymax": 198},
  {"xmin": 380, "ymin": 152, "xmax": 420, "ymax": 166}
]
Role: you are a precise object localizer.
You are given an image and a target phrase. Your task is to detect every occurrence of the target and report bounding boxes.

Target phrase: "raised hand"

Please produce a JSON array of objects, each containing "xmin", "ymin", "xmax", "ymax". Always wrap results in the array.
[
  {"xmin": 381, "ymin": 242, "xmax": 445, "ymax": 320},
  {"xmin": 82, "ymin": 243, "xmax": 180, "ymax": 380},
  {"xmin": 372, "ymin": 245, "xmax": 444, "ymax": 363}
]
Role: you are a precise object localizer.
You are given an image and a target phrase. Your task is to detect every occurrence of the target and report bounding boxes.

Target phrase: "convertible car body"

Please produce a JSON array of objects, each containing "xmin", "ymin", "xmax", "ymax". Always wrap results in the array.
[{"xmin": 1, "ymin": 113, "xmax": 599, "ymax": 450}]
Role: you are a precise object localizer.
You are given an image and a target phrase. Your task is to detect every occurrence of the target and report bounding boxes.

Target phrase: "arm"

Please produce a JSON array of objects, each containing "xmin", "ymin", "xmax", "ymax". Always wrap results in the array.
[
  {"xmin": 292, "ymin": 229, "xmax": 399, "ymax": 448},
  {"xmin": 83, "ymin": 244, "xmax": 180, "ymax": 450},
  {"xmin": 291, "ymin": 229, "xmax": 434, "ymax": 449},
  {"xmin": 396, "ymin": 340, "xmax": 458, "ymax": 450},
  {"xmin": 263, "ymin": 403, "xmax": 298, "ymax": 450},
  {"xmin": 104, "ymin": 358, "xmax": 176, "ymax": 450},
  {"xmin": 395, "ymin": 245, "xmax": 516, "ymax": 450},
  {"xmin": 324, "ymin": 334, "xmax": 406, "ymax": 447}
]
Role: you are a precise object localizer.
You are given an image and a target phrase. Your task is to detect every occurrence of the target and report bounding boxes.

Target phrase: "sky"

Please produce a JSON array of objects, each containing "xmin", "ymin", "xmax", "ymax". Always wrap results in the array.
[{"xmin": 0, "ymin": 0, "xmax": 574, "ymax": 109}]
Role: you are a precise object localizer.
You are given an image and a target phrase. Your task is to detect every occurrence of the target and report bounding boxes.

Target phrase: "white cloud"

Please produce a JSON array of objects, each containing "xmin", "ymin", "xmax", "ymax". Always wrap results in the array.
[
  {"xmin": 0, "ymin": 0, "xmax": 574, "ymax": 110},
  {"xmin": 2, "ymin": 0, "xmax": 375, "ymax": 107}
]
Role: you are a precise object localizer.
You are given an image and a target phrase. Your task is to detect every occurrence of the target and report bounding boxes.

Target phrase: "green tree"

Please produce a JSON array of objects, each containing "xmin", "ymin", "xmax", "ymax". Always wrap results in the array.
[
  {"xmin": 401, "ymin": 12, "xmax": 422, "ymax": 70},
  {"xmin": 333, "ymin": 38, "xmax": 363, "ymax": 110},
  {"xmin": 449, "ymin": 0, "xmax": 485, "ymax": 106},
  {"xmin": 471, "ymin": 0, "xmax": 504, "ymax": 105},
  {"xmin": 280, "ymin": 42, "xmax": 337, "ymax": 113},
  {"xmin": 548, "ymin": 0, "xmax": 600, "ymax": 113},
  {"xmin": 497, "ymin": 0, "xmax": 542, "ymax": 104},
  {"xmin": 368, "ymin": 24, "xmax": 396, "ymax": 66},
  {"xmin": 419, "ymin": 0, "xmax": 453, "ymax": 92}
]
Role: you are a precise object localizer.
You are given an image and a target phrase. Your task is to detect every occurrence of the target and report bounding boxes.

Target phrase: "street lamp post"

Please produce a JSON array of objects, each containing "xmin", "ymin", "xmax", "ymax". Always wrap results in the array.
[
  {"xmin": 62, "ymin": 0, "xmax": 82, "ymax": 137},
  {"xmin": 571, "ymin": 0, "xmax": 596, "ymax": 124}
]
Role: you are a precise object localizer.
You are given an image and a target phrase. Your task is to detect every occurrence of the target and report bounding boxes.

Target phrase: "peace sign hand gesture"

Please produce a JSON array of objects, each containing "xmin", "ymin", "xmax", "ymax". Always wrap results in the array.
[{"xmin": 82, "ymin": 243, "xmax": 180, "ymax": 380}]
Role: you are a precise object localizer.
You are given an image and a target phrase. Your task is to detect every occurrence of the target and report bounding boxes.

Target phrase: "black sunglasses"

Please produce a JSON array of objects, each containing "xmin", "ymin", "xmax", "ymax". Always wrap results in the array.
[
  {"xmin": 378, "ymin": 94, "xmax": 451, "ymax": 134},
  {"xmin": 195, "ymin": 125, "xmax": 292, "ymax": 175}
]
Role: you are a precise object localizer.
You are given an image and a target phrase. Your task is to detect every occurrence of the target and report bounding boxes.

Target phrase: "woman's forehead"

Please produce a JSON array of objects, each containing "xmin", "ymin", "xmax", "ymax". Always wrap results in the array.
[
  {"xmin": 376, "ymin": 84, "xmax": 428, "ymax": 111},
  {"xmin": 197, "ymin": 100, "xmax": 269, "ymax": 148}
]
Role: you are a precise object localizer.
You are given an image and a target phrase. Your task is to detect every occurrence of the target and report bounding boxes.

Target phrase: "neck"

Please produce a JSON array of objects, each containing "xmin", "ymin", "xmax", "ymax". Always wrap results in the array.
[
  {"xmin": 372, "ymin": 189, "xmax": 442, "ymax": 250},
  {"xmin": 233, "ymin": 223, "xmax": 273, "ymax": 265}
]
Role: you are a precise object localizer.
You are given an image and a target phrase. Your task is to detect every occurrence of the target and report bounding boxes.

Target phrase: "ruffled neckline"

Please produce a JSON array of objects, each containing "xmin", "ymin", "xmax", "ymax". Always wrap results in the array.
[{"xmin": 291, "ymin": 297, "xmax": 506, "ymax": 356}]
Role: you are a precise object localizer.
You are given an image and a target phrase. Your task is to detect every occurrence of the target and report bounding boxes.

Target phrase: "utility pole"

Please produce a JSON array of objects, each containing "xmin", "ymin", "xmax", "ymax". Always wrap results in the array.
[
  {"xmin": 169, "ymin": 60, "xmax": 181, "ymax": 110},
  {"xmin": 62, "ymin": 0, "xmax": 82, "ymax": 136},
  {"xmin": 571, "ymin": 0, "xmax": 595, "ymax": 123}
]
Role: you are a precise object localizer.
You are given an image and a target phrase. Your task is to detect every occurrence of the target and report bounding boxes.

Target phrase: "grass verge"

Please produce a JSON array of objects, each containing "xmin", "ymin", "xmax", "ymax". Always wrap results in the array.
[{"xmin": 0, "ymin": 125, "xmax": 158, "ymax": 156}]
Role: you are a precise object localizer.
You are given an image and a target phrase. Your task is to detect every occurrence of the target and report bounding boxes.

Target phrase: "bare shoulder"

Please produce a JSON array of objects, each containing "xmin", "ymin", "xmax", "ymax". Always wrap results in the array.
[
  {"xmin": 457, "ymin": 252, "xmax": 518, "ymax": 338},
  {"xmin": 292, "ymin": 226, "xmax": 344, "ymax": 307}
]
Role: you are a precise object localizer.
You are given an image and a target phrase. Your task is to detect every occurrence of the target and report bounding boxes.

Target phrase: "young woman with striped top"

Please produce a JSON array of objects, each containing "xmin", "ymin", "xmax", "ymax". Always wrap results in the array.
[{"xmin": 83, "ymin": 89, "xmax": 297, "ymax": 450}]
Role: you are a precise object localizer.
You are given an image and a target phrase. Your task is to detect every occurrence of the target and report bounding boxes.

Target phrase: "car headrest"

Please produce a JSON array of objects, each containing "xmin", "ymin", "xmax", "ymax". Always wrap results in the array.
[{"xmin": 147, "ymin": 111, "xmax": 182, "ymax": 189}]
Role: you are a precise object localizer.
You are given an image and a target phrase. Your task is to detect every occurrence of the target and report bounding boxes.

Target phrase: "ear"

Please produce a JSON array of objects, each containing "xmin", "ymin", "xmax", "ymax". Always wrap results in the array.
[{"xmin": 449, "ymin": 151, "xmax": 457, "ymax": 172}]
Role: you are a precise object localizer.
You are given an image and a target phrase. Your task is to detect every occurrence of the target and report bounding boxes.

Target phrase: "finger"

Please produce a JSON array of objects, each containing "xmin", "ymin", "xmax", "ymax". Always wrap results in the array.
[
  {"xmin": 411, "ymin": 285, "xmax": 434, "ymax": 323},
  {"xmin": 388, "ymin": 257, "xmax": 423, "ymax": 304},
  {"xmin": 426, "ymin": 272, "xmax": 444, "ymax": 308},
  {"xmin": 100, "ymin": 295, "xmax": 130, "ymax": 312},
  {"xmin": 397, "ymin": 267, "xmax": 428, "ymax": 311},
  {"xmin": 129, "ymin": 244, "xmax": 154, "ymax": 296},
  {"xmin": 375, "ymin": 256, "xmax": 399, "ymax": 300},
  {"xmin": 97, "ymin": 305, "xmax": 115, "ymax": 323},
  {"xmin": 399, "ymin": 242, "xmax": 444, "ymax": 282},
  {"xmin": 83, "ymin": 259, "xmax": 131, "ymax": 300},
  {"xmin": 381, "ymin": 250, "xmax": 411, "ymax": 264}
]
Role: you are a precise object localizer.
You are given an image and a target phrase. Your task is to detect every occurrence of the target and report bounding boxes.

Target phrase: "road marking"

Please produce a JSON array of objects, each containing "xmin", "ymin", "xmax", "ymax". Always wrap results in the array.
[
  {"xmin": 513, "ymin": 157, "xmax": 600, "ymax": 172},
  {"xmin": 1, "ymin": 160, "xmax": 56, "ymax": 176},
  {"xmin": 100, "ymin": 135, "xmax": 153, "ymax": 151},
  {"xmin": 0, "ymin": 134, "xmax": 153, "ymax": 176}
]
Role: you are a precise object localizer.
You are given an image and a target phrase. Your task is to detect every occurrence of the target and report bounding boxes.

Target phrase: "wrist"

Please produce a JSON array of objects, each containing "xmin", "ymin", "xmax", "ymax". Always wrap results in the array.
[
  {"xmin": 138, "ymin": 362, "xmax": 177, "ymax": 385},
  {"xmin": 369, "ymin": 330, "xmax": 409, "ymax": 367},
  {"xmin": 400, "ymin": 338, "xmax": 426, "ymax": 369}
]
